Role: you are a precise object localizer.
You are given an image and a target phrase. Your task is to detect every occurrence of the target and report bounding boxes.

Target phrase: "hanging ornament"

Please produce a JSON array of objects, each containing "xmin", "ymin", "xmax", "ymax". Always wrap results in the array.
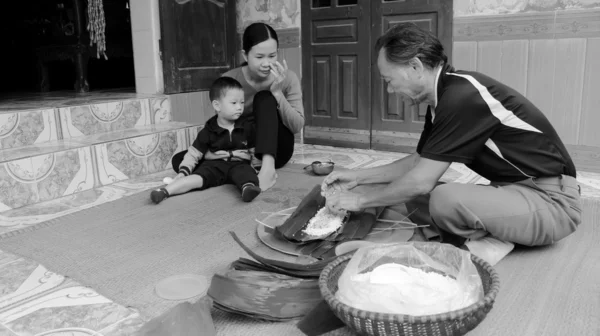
[{"xmin": 87, "ymin": 0, "xmax": 108, "ymax": 59}]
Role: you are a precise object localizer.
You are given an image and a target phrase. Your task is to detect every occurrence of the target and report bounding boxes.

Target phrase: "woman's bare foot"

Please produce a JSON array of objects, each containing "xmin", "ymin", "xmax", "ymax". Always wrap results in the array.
[{"xmin": 258, "ymin": 167, "xmax": 277, "ymax": 191}]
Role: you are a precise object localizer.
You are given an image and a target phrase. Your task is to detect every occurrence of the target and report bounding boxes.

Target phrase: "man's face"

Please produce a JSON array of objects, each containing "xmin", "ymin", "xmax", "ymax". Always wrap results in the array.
[{"xmin": 377, "ymin": 48, "xmax": 421, "ymax": 103}]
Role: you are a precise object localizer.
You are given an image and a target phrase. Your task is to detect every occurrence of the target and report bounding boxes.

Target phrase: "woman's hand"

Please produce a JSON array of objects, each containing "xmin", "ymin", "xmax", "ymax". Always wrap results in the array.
[{"xmin": 269, "ymin": 60, "xmax": 288, "ymax": 95}]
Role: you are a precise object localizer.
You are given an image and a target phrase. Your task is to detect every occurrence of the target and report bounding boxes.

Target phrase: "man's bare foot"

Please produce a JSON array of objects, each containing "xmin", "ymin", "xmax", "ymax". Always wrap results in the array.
[{"xmin": 258, "ymin": 168, "xmax": 277, "ymax": 191}]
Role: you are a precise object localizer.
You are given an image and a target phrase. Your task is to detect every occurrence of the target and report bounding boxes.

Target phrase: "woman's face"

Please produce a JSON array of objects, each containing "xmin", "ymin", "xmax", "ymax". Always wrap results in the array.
[{"xmin": 243, "ymin": 38, "xmax": 278, "ymax": 79}]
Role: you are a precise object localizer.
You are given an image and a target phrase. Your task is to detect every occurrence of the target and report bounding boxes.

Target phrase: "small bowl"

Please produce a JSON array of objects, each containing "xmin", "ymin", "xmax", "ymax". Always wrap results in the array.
[{"xmin": 304, "ymin": 161, "xmax": 335, "ymax": 176}]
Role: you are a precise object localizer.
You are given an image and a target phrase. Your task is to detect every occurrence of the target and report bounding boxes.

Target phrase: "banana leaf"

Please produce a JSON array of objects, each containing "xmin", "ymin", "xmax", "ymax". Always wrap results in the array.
[
  {"xmin": 229, "ymin": 231, "xmax": 328, "ymax": 277},
  {"xmin": 136, "ymin": 297, "xmax": 215, "ymax": 336},
  {"xmin": 274, "ymin": 185, "xmax": 329, "ymax": 243},
  {"xmin": 208, "ymin": 269, "xmax": 322, "ymax": 321},
  {"xmin": 274, "ymin": 184, "xmax": 377, "ymax": 244}
]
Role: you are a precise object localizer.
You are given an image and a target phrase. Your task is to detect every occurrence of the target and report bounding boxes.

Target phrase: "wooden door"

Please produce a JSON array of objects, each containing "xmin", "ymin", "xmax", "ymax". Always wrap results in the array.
[
  {"xmin": 301, "ymin": 0, "xmax": 372, "ymax": 149},
  {"xmin": 159, "ymin": 0, "xmax": 237, "ymax": 94},
  {"xmin": 370, "ymin": 0, "xmax": 453, "ymax": 152}
]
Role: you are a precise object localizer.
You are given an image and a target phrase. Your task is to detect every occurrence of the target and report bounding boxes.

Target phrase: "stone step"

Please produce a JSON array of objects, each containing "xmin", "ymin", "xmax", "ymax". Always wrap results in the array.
[
  {"xmin": 0, "ymin": 123, "xmax": 202, "ymax": 213},
  {"xmin": 0, "ymin": 96, "xmax": 173, "ymax": 152},
  {"xmin": 0, "ymin": 121, "xmax": 197, "ymax": 164}
]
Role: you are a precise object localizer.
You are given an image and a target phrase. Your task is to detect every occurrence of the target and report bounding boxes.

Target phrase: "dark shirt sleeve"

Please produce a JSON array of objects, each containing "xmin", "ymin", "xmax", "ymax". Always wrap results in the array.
[
  {"xmin": 191, "ymin": 128, "xmax": 211, "ymax": 154},
  {"xmin": 419, "ymin": 87, "xmax": 499, "ymax": 164},
  {"xmin": 416, "ymin": 106, "xmax": 433, "ymax": 155}
]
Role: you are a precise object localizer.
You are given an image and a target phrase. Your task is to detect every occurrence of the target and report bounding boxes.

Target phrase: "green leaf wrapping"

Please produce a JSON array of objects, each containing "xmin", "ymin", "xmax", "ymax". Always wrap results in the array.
[
  {"xmin": 208, "ymin": 269, "xmax": 322, "ymax": 321},
  {"xmin": 275, "ymin": 184, "xmax": 377, "ymax": 244}
]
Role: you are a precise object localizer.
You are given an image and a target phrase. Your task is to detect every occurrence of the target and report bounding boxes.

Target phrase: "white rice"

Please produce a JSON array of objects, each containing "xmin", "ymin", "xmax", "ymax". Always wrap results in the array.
[{"xmin": 303, "ymin": 207, "xmax": 345, "ymax": 237}]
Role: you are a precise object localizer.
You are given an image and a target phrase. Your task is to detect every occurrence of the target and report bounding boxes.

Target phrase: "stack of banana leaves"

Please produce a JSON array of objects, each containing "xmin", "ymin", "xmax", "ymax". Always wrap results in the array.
[
  {"xmin": 207, "ymin": 185, "xmax": 377, "ymax": 322},
  {"xmin": 207, "ymin": 232, "xmax": 327, "ymax": 321}
]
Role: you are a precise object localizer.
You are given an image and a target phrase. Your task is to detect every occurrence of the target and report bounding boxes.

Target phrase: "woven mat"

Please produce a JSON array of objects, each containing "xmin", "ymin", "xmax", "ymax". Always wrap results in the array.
[{"xmin": 0, "ymin": 164, "xmax": 598, "ymax": 336}]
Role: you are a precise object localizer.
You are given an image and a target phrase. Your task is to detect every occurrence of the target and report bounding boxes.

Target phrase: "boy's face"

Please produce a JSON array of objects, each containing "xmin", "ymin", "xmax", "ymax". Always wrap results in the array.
[{"xmin": 214, "ymin": 88, "xmax": 245, "ymax": 121}]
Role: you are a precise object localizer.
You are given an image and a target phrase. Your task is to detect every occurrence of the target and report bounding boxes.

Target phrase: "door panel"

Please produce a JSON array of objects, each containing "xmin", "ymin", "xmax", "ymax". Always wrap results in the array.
[
  {"xmin": 371, "ymin": 0, "xmax": 453, "ymax": 140},
  {"xmin": 301, "ymin": 0, "xmax": 452, "ymax": 150},
  {"xmin": 159, "ymin": 0, "xmax": 236, "ymax": 94},
  {"xmin": 302, "ymin": 1, "xmax": 371, "ymax": 136}
]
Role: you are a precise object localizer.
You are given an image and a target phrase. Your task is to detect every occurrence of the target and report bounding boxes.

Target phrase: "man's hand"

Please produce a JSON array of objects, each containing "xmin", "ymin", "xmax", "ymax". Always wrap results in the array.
[
  {"xmin": 325, "ymin": 190, "xmax": 363, "ymax": 215},
  {"xmin": 174, "ymin": 173, "xmax": 185, "ymax": 181},
  {"xmin": 321, "ymin": 171, "xmax": 359, "ymax": 196}
]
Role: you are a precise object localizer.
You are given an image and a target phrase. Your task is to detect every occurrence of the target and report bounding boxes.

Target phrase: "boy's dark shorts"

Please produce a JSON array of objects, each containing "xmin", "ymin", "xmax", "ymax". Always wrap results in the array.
[{"xmin": 193, "ymin": 160, "xmax": 258, "ymax": 190}]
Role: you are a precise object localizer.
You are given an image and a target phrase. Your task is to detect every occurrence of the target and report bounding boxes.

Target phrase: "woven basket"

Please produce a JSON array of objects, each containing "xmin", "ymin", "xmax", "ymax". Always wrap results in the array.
[{"xmin": 319, "ymin": 253, "xmax": 501, "ymax": 336}]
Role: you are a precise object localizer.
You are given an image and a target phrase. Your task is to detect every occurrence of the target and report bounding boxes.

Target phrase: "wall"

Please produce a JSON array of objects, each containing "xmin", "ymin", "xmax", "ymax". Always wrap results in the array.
[
  {"xmin": 129, "ymin": 0, "xmax": 163, "ymax": 94},
  {"xmin": 453, "ymin": 0, "xmax": 600, "ymax": 171},
  {"xmin": 454, "ymin": 0, "xmax": 600, "ymax": 16}
]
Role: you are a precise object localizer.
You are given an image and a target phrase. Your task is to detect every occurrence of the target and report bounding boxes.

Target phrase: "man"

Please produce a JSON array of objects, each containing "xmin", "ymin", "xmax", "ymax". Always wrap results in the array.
[{"xmin": 322, "ymin": 23, "xmax": 582, "ymax": 266}]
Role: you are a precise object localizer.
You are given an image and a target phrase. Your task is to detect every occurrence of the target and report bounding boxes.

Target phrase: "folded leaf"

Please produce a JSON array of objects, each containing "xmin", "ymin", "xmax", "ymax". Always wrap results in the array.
[
  {"xmin": 208, "ymin": 269, "xmax": 322, "ymax": 320},
  {"xmin": 230, "ymin": 231, "xmax": 331, "ymax": 273},
  {"xmin": 275, "ymin": 185, "xmax": 326, "ymax": 243}
]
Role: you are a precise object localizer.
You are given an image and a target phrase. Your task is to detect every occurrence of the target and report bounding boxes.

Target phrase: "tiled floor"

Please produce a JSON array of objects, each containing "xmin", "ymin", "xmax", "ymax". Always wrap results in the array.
[
  {"xmin": 1, "ymin": 144, "xmax": 600, "ymax": 335},
  {"xmin": 0, "ymin": 89, "xmax": 162, "ymax": 112}
]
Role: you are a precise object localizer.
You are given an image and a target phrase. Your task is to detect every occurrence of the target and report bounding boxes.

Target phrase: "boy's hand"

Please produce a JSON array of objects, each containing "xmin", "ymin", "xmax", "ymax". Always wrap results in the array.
[
  {"xmin": 174, "ymin": 173, "xmax": 185, "ymax": 181},
  {"xmin": 231, "ymin": 150, "xmax": 251, "ymax": 161},
  {"xmin": 204, "ymin": 150, "xmax": 229, "ymax": 160}
]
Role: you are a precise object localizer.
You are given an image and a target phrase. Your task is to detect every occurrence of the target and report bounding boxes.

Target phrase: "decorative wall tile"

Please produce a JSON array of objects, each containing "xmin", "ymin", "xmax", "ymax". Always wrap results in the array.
[
  {"xmin": 237, "ymin": 0, "xmax": 300, "ymax": 32},
  {"xmin": 186, "ymin": 126, "xmax": 203, "ymax": 147},
  {"xmin": 0, "ymin": 109, "xmax": 58, "ymax": 150},
  {"xmin": 93, "ymin": 138, "xmax": 149, "ymax": 186},
  {"xmin": 31, "ymin": 148, "xmax": 95, "ymax": 203},
  {"xmin": 146, "ymin": 129, "xmax": 187, "ymax": 174},
  {"xmin": 555, "ymin": 9, "xmax": 600, "ymax": 38},
  {"xmin": 0, "ymin": 89, "xmax": 158, "ymax": 112},
  {"xmin": 59, "ymin": 100, "xmax": 152, "ymax": 139},
  {"xmin": 0, "ymin": 158, "xmax": 38, "ymax": 211},
  {"xmin": 454, "ymin": 12, "xmax": 556, "ymax": 41},
  {"xmin": 150, "ymin": 97, "xmax": 172, "ymax": 124},
  {"xmin": 454, "ymin": 0, "xmax": 600, "ymax": 17},
  {"xmin": 455, "ymin": 8, "xmax": 600, "ymax": 41}
]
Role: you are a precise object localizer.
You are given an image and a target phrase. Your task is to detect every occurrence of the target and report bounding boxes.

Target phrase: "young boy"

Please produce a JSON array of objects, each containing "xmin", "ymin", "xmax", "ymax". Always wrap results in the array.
[{"xmin": 150, "ymin": 77, "xmax": 261, "ymax": 204}]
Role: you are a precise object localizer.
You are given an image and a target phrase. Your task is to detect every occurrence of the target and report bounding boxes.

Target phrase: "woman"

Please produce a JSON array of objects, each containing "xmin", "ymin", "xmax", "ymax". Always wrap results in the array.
[{"xmin": 172, "ymin": 22, "xmax": 304, "ymax": 191}]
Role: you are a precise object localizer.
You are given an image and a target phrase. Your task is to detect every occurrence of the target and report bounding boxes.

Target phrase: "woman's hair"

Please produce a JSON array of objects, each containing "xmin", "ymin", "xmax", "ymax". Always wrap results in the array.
[
  {"xmin": 374, "ymin": 22, "xmax": 447, "ymax": 70},
  {"xmin": 240, "ymin": 22, "xmax": 279, "ymax": 65}
]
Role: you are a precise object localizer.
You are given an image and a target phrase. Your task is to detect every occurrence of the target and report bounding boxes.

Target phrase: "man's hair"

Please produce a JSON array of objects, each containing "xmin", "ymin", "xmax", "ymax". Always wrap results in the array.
[
  {"xmin": 209, "ymin": 76, "xmax": 243, "ymax": 101},
  {"xmin": 374, "ymin": 23, "xmax": 447, "ymax": 69}
]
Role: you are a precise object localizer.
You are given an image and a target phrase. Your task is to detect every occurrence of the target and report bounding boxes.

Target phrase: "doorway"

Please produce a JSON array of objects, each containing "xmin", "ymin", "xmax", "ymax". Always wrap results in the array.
[
  {"xmin": 301, "ymin": 0, "xmax": 453, "ymax": 152},
  {"xmin": 0, "ymin": 0, "xmax": 135, "ymax": 99}
]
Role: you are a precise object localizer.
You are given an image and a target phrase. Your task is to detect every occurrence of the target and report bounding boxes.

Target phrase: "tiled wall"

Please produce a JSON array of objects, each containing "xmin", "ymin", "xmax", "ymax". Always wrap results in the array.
[
  {"xmin": 454, "ymin": 0, "xmax": 600, "ymax": 16},
  {"xmin": 237, "ymin": 0, "xmax": 300, "ymax": 32},
  {"xmin": 0, "ymin": 97, "xmax": 176, "ymax": 211},
  {"xmin": 453, "ymin": 8, "xmax": 600, "ymax": 148}
]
